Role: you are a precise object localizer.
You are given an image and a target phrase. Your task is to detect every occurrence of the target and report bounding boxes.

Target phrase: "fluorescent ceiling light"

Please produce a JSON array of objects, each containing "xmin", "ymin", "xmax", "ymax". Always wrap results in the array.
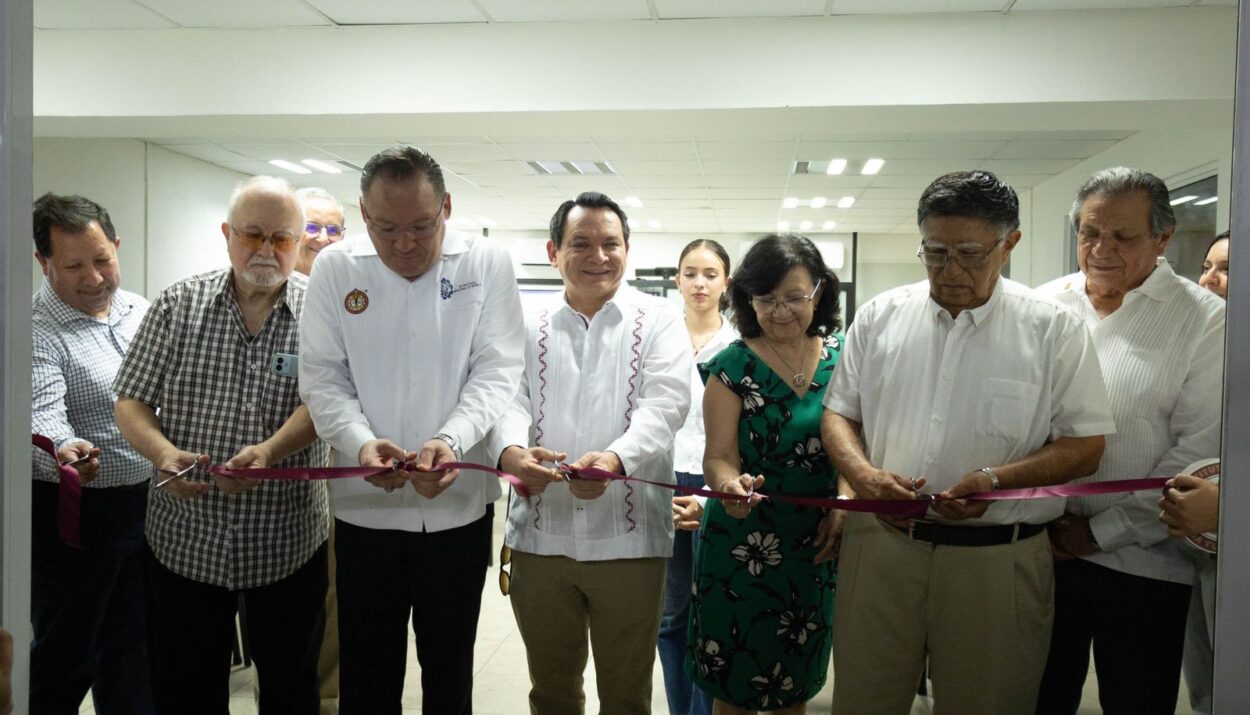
[
  {"xmin": 1170, "ymin": 195, "xmax": 1199, "ymax": 206},
  {"xmin": 777, "ymin": 221, "xmax": 791, "ymax": 232},
  {"xmin": 269, "ymin": 159, "xmax": 312, "ymax": 175},
  {"xmin": 782, "ymin": 197, "xmax": 800, "ymax": 209},
  {"xmin": 810, "ymin": 197, "xmax": 827, "ymax": 209},
  {"xmin": 646, "ymin": 219, "xmax": 662, "ymax": 230},
  {"xmin": 1194, "ymin": 196, "xmax": 1219, "ymax": 206},
  {"xmin": 826, "ymin": 159, "xmax": 847, "ymax": 176},
  {"xmin": 837, "ymin": 196, "xmax": 856, "ymax": 209},
  {"xmin": 624, "ymin": 196, "xmax": 643, "ymax": 208},
  {"xmin": 822, "ymin": 220, "xmax": 837, "ymax": 231},
  {"xmin": 861, "ymin": 158, "xmax": 885, "ymax": 175},
  {"xmin": 301, "ymin": 159, "xmax": 342, "ymax": 174},
  {"xmin": 799, "ymin": 220, "xmax": 813, "ymax": 231}
]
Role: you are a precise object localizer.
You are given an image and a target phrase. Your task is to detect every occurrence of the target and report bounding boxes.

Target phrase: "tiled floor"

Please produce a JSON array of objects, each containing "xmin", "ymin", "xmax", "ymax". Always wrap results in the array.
[{"xmin": 79, "ymin": 502, "xmax": 1193, "ymax": 714}]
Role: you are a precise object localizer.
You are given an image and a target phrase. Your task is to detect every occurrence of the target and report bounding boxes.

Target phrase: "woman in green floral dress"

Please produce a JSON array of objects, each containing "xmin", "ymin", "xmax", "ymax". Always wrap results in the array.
[{"xmin": 685, "ymin": 234, "xmax": 846, "ymax": 714}]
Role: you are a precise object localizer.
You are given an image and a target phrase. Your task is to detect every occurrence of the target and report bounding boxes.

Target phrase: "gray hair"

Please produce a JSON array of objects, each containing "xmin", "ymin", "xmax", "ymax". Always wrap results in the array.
[
  {"xmin": 227, "ymin": 175, "xmax": 298, "ymax": 224},
  {"xmin": 295, "ymin": 186, "xmax": 345, "ymax": 216},
  {"xmin": 1068, "ymin": 167, "xmax": 1177, "ymax": 239}
]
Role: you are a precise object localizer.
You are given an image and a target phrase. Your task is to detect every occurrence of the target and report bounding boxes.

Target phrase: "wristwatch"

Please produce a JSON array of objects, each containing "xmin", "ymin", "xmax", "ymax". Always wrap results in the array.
[{"xmin": 434, "ymin": 433, "xmax": 463, "ymax": 461}]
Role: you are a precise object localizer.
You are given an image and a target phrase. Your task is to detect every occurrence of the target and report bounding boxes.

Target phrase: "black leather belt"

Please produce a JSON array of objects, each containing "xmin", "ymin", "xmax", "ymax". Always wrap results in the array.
[{"xmin": 888, "ymin": 520, "xmax": 1045, "ymax": 547}]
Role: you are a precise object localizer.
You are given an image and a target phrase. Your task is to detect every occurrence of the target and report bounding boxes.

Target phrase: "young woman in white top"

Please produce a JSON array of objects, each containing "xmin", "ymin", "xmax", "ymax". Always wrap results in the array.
[{"xmin": 657, "ymin": 239, "xmax": 738, "ymax": 715}]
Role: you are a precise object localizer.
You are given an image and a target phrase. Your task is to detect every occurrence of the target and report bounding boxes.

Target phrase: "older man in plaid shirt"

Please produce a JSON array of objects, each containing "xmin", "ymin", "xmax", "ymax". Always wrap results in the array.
[{"xmin": 114, "ymin": 176, "xmax": 329, "ymax": 713}]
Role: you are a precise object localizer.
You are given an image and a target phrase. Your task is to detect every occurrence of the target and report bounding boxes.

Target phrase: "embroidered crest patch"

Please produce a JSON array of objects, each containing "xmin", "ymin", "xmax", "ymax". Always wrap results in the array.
[{"xmin": 344, "ymin": 289, "xmax": 369, "ymax": 314}]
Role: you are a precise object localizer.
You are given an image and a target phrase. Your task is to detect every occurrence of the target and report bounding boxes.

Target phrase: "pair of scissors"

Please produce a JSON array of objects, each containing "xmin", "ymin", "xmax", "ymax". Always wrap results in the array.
[{"xmin": 154, "ymin": 459, "xmax": 201, "ymax": 489}]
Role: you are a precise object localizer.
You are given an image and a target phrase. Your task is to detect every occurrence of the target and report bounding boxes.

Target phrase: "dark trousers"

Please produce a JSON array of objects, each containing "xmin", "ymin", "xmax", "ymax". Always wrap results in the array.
[
  {"xmin": 1036, "ymin": 558, "xmax": 1191, "ymax": 715},
  {"xmin": 144, "ymin": 541, "xmax": 328, "ymax": 715},
  {"xmin": 31, "ymin": 480, "xmax": 154, "ymax": 715},
  {"xmin": 334, "ymin": 507, "xmax": 492, "ymax": 715}
]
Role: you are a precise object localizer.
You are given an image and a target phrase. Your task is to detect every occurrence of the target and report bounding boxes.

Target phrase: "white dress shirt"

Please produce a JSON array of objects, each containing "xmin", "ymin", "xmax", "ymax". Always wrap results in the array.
[
  {"xmin": 488, "ymin": 284, "xmax": 692, "ymax": 561},
  {"xmin": 299, "ymin": 231, "xmax": 526, "ymax": 533},
  {"xmin": 824, "ymin": 277, "xmax": 1115, "ymax": 526},
  {"xmin": 673, "ymin": 316, "xmax": 738, "ymax": 475},
  {"xmin": 1039, "ymin": 260, "xmax": 1225, "ymax": 584}
]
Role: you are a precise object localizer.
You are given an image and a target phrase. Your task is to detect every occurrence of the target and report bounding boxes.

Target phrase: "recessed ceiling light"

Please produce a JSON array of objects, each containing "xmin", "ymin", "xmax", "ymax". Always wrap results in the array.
[
  {"xmin": 826, "ymin": 159, "xmax": 847, "ymax": 176},
  {"xmin": 777, "ymin": 221, "xmax": 791, "ymax": 232},
  {"xmin": 799, "ymin": 220, "xmax": 813, "ymax": 231},
  {"xmin": 782, "ymin": 197, "xmax": 800, "ymax": 209},
  {"xmin": 837, "ymin": 196, "xmax": 856, "ymax": 209},
  {"xmin": 624, "ymin": 196, "xmax": 643, "ymax": 208},
  {"xmin": 1170, "ymin": 195, "xmax": 1199, "ymax": 206},
  {"xmin": 301, "ymin": 159, "xmax": 343, "ymax": 174},
  {"xmin": 1194, "ymin": 196, "xmax": 1219, "ymax": 206},
  {"xmin": 861, "ymin": 158, "xmax": 885, "ymax": 175},
  {"xmin": 810, "ymin": 197, "xmax": 827, "ymax": 209},
  {"xmin": 269, "ymin": 159, "xmax": 311, "ymax": 175},
  {"xmin": 822, "ymin": 220, "xmax": 837, "ymax": 231}
]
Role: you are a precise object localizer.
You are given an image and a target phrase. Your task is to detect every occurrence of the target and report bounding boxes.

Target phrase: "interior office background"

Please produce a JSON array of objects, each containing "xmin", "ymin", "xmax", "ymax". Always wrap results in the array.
[{"xmin": 3, "ymin": 0, "xmax": 1246, "ymax": 711}]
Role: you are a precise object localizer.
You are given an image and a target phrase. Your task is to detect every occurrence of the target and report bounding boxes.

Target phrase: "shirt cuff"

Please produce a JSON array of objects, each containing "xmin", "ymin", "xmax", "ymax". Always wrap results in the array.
[{"xmin": 337, "ymin": 423, "xmax": 378, "ymax": 467}]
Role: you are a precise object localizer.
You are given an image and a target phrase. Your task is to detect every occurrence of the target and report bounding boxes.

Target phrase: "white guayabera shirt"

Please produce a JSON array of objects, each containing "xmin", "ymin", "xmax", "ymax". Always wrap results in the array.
[{"xmin": 489, "ymin": 284, "xmax": 693, "ymax": 561}]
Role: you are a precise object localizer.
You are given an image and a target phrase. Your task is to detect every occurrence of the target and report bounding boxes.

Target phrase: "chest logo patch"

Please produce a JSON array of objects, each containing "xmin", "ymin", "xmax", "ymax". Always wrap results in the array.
[{"xmin": 344, "ymin": 288, "xmax": 369, "ymax": 315}]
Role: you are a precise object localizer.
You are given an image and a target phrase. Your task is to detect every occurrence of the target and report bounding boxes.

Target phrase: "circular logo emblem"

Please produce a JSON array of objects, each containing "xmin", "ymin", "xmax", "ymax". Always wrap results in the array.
[
  {"xmin": 440, "ymin": 277, "xmax": 454, "ymax": 300},
  {"xmin": 1183, "ymin": 458, "xmax": 1220, "ymax": 554},
  {"xmin": 344, "ymin": 289, "xmax": 369, "ymax": 315}
]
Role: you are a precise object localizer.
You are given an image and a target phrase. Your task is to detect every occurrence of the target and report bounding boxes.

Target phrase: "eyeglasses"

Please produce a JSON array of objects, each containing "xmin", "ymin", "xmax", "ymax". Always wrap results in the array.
[
  {"xmin": 498, "ymin": 544, "xmax": 512, "ymax": 596},
  {"xmin": 305, "ymin": 222, "xmax": 346, "ymax": 238},
  {"xmin": 230, "ymin": 226, "xmax": 298, "ymax": 251},
  {"xmin": 750, "ymin": 278, "xmax": 823, "ymax": 315},
  {"xmin": 366, "ymin": 217, "xmax": 441, "ymax": 242},
  {"xmin": 916, "ymin": 237, "xmax": 1006, "ymax": 268}
]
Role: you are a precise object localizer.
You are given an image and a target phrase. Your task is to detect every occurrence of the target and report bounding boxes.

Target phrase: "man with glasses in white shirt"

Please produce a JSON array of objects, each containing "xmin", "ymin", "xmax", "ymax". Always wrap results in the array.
[
  {"xmin": 486, "ymin": 191, "xmax": 691, "ymax": 715},
  {"xmin": 822, "ymin": 170, "xmax": 1114, "ymax": 714},
  {"xmin": 1035, "ymin": 168, "xmax": 1225, "ymax": 715},
  {"xmin": 299, "ymin": 145, "xmax": 526, "ymax": 715}
]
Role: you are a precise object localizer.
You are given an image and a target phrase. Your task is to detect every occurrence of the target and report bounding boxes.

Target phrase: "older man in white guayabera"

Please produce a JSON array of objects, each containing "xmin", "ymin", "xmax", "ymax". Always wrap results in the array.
[{"xmin": 1036, "ymin": 167, "xmax": 1225, "ymax": 715}]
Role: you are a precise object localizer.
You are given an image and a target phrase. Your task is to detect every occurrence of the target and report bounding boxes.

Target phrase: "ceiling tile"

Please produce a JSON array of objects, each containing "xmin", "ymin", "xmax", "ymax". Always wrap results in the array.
[
  {"xmin": 609, "ymin": 160, "xmax": 704, "ymax": 176},
  {"xmin": 36, "ymin": 0, "xmax": 174, "ymax": 29},
  {"xmin": 498, "ymin": 142, "xmax": 606, "ymax": 160},
  {"xmin": 655, "ymin": 0, "xmax": 826, "ymax": 19},
  {"xmin": 697, "ymin": 141, "xmax": 797, "ymax": 161},
  {"xmin": 994, "ymin": 140, "xmax": 1120, "ymax": 160},
  {"xmin": 135, "ymin": 0, "xmax": 330, "ymax": 27},
  {"xmin": 596, "ymin": 142, "xmax": 700, "ymax": 161},
  {"xmin": 303, "ymin": 0, "xmax": 487, "ymax": 24},
  {"xmin": 444, "ymin": 160, "xmax": 535, "ymax": 177},
  {"xmin": 1009, "ymin": 0, "xmax": 1187, "ymax": 10},
  {"xmin": 831, "ymin": 0, "xmax": 1005, "ymax": 13},
  {"xmin": 160, "ymin": 144, "xmax": 253, "ymax": 163},
  {"xmin": 701, "ymin": 160, "xmax": 793, "ymax": 176},
  {"xmin": 475, "ymin": 0, "xmax": 651, "ymax": 23},
  {"xmin": 977, "ymin": 158, "xmax": 1083, "ymax": 174}
]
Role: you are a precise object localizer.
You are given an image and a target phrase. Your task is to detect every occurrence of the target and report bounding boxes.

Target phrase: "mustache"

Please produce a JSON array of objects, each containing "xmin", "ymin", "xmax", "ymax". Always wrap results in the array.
[{"xmin": 248, "ymin": 257, "xmax": 280, "ymax": 269}]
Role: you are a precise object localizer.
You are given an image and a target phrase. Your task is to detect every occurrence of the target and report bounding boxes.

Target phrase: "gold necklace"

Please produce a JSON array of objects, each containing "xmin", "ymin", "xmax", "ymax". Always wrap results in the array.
[{"xmin": 763, "ymin": 336, "xmax": 813, "ymax": 388}]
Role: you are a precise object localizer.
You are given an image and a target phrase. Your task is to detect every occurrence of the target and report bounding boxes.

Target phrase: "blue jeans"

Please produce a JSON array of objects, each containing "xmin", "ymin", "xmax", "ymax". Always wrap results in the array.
[{"xmin": 657, "ymin": 472, "xmax": 713, "ymax": 715}]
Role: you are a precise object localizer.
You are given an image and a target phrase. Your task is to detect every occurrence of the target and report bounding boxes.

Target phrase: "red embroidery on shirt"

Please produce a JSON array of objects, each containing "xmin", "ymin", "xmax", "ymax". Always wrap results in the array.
[
  {"xmin": 622, "ymin": 307, "xmax": 645, "ymax": 533},
  {"xmin": 533, "ymin": 309, "xmax": 551, "ymax": 531}
]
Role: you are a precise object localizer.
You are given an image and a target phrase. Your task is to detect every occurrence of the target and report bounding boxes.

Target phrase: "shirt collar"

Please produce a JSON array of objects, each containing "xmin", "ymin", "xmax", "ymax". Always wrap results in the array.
[
  {"xmin": 556, "ymin": 282, "xmax": 640, "ymax": 321},
  {"xmin": 37, "ymin": 279, "xmax": 136, "ymax": 326},
  {"xmin": 927, "ymin": 276, "xmax": 1003, "ymax": 327}
]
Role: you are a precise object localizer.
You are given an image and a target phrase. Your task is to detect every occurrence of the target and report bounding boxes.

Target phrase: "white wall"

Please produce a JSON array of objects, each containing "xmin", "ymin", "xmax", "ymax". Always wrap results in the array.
[
  {"xmin": 33, "ymin": 137, "xmax": 147, "ymax": 293},
  {"xmin": 1026, "ymin": 128, "xmax": 1234, "ymax": 286},
  {"xmin": 144, "ymin": 144, "xmax": 246, "ymax": 295}
]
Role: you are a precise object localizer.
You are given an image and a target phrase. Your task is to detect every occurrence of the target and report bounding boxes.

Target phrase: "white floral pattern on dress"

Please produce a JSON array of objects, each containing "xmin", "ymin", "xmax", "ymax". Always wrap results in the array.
[{"xmin": 730, "ymin": 531, "xmax": 783, "ymax": 576}]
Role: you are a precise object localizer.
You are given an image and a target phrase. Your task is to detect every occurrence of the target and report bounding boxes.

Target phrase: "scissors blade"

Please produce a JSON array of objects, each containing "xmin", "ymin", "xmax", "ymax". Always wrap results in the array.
[
  {"xmin": 154, "ymin": 460, "xmax": 200, "ymax": 489},
  {"xmin": 62, "ymin": 453, "xmax": 92, "ymax": 467}
]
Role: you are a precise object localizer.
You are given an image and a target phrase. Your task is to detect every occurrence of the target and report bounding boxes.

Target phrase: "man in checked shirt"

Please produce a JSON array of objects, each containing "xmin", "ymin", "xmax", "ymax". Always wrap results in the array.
[
  {"xmin": 31, "ymin": 193, "xmax": 154, "ymax": 714},
  {"xmin": 114, "ymin": 176, "xmax": 329, "ymax": 714}
]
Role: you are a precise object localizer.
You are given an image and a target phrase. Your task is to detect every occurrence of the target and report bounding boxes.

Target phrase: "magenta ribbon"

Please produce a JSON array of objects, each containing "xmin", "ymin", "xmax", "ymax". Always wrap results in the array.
[
  {"xmin": 207, "ymin": 461, "xmax": 532, "ymax": 498},
  {"xmin": 31, "ymin": 434, "xmax": 83, "ymax": 548},
  {"xmin": 565, "ymin": 464, "xmax": 1173, "ymax": 520}
]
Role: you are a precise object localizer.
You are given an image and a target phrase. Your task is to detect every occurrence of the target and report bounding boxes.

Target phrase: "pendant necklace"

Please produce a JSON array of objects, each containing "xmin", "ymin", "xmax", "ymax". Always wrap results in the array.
[{"xmin": 763, "ymin": 337, "xmax": 811, "ymax": 389}]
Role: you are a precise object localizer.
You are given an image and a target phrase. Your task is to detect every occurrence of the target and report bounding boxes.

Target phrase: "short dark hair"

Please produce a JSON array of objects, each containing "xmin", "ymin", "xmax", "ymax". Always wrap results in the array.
[
  {"xmin": 729, "ymin": 234, "xmax": 842, "ymax": 339},
  {"xmin": 679, "ymin": 238, "xmax": 732, "ymax": 311},
  {"xmin": 549, "ymin": 192, "xmax": 631, "ymax": 248},
  {"xmin": 917, "ymin": 170, "xmax": 1020, "ymax": 235},
  {"xmin": 1068, "ymin": 167, "xmax": 1176, "ymax": 239},
  {"xmin": 33, "ymin": 192, "xmax": 118, "ymax": 257},
  {"xmin": 360, "ymin": 145, "xmax": 446, "ymax": 197}
]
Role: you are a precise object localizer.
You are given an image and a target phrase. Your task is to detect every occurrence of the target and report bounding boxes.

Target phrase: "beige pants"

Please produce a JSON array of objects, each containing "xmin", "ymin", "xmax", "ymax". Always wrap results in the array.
[
  {"xmin": 832, "ymin": 512, "xmax": 1054, "ymax": 715},
  {"xmin": 509, "ymin": 551, "xmax": 667, "ymax": 715}
]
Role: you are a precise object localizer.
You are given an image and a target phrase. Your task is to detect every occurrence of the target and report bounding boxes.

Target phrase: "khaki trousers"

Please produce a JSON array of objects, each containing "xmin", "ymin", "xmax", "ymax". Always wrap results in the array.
[
  {"xmin": 509, "ymin": 551, "xmax": 667, "ymax": 715},
  {"xmin": 832, "ymin": 512, "xmax": 1054, "ymax": 715}
]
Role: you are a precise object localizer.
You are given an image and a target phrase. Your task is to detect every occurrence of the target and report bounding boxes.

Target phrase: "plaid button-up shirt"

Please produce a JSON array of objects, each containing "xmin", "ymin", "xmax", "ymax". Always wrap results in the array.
[
  {"xmin": 32, "ymin": 281, "xmax": 150, "ymax": 488},
  {"xmin": 114, "ymin": 269, "xmax": 328, "ymax": 589}
]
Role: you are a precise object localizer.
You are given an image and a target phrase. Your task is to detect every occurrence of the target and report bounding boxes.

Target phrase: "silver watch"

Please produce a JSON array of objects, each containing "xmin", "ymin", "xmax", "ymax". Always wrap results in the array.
[{"xmin": 434, "ymin": 433, "xmax": 463, "ymax": 461}]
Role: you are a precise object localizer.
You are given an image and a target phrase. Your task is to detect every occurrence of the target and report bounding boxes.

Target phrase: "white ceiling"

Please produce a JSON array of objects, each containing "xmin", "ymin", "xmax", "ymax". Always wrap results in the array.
[
  {"xmin": 147, "ymin": 131, "xmax": 1132, "ymax": 235},
  {"xmin": 33, "ymin": 0, "xmax": 1236, "ymax": 29}
]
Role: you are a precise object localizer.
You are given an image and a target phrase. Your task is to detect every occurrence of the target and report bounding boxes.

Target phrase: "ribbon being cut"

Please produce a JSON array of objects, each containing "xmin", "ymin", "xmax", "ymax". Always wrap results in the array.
[{"xmin": 35, "ymin": 433, "xmax": 1203, "ymax": 547}]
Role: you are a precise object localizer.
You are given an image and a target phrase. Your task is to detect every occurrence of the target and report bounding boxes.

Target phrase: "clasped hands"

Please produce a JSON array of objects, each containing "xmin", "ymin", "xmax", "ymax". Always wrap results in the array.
[
  {"xmin": 359, "ymin": 438, "xmax": 461, "ymax": 499},
  {"xmin": 498, "ymin": 446, "xmax": 622, "ymax": 500}
]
